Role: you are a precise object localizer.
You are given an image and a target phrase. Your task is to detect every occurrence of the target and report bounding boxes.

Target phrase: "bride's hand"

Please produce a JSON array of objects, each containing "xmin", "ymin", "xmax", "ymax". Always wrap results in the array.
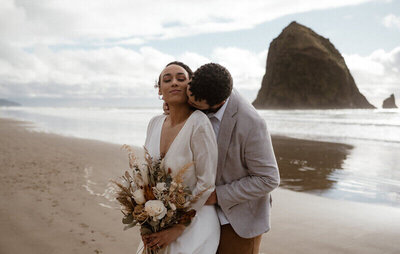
[{"xmin": 144, "ymin": 224, "xmax": 186, "ymax": 250}]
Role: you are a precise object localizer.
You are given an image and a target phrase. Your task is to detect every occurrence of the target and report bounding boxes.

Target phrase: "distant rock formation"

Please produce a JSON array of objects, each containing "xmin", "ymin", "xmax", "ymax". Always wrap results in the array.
[
  {"xmin": 253, "ymin": 21, "xmax": 375, "ymax": 109},
  {"xmin": 382, "ymin": 94, "xmax": 398, "ymax": 108},
  {"xmin": 0, "ymin": 99, "xmax": 21, "ymax": 106}
]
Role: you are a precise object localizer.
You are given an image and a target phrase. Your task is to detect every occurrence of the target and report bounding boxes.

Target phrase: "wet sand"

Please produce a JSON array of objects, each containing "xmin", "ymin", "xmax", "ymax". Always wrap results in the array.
[
  {"xmin": 272, "ymin": 135, "xmax": 400, "ymax": 207},
  {"xmin": 272, "ymin": 136, "xmax": 353, "ymax": 192},
  {"xmin": 1, "ymin": 117, "xmax": 399, "ymax": 254}
]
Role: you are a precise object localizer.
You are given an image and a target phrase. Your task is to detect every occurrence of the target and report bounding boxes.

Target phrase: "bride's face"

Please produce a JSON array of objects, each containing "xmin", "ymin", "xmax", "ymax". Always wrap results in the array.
[{"xmin": 159, "ymin": 65, "xmax": 190, "ymax": 105}]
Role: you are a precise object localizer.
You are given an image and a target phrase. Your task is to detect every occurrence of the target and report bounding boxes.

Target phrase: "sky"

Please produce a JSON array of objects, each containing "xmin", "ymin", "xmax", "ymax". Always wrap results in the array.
[{"xmin": 0, "ymin": 0, "xmax": 399, "ymax": 107}]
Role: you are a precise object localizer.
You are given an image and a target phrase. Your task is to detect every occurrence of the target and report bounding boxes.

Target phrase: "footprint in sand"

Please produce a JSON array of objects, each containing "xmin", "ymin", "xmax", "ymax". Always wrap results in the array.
[
  {"xmin": 52, "ymin": 200, "xmax": 59, "ymax": 207},
  {"xmin": 80, "ymin": 223, "xmax": 89, "ymax": 228}
]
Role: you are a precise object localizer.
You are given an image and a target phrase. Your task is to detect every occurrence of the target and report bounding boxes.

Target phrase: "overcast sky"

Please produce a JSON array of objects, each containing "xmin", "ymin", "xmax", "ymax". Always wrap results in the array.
[{"xmin": 0, "ymin": 0, "xmax": 399, "ymax": 107}]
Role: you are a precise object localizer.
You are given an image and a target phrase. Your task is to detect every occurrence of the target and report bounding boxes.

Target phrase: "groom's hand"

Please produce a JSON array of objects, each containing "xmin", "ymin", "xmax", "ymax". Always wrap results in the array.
[
  {"xmin": 205, "ymin": 190, "xmax": 217, "ymax": 205},
  {"xmin": 163, "ymin": 102, "xmax": 170, "ymax": 115}
]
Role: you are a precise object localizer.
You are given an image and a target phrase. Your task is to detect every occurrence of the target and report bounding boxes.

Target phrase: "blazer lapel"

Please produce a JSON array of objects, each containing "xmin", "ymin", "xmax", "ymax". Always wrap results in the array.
[{"xmin": 216, "ymin": 90, "xmax": 239, "ymax": 183}]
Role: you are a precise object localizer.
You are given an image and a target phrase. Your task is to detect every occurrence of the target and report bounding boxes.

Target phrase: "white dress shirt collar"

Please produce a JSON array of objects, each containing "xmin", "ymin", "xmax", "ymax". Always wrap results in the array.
[{"xmin": 207, "ymin": 97, "xmax": 230, "ymax": 121}]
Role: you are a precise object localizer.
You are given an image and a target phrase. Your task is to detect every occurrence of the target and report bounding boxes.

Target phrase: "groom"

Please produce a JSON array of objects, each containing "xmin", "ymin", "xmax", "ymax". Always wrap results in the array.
[{"xmin": 187, "ymin": 63, "xmax": 280, "ymax": 254}]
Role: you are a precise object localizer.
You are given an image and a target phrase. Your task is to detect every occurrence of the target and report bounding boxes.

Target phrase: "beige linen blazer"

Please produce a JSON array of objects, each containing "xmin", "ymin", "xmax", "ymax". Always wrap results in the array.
[{"xmin": 215, "ymin": 89, "xmax": 280, "ymax": 238}]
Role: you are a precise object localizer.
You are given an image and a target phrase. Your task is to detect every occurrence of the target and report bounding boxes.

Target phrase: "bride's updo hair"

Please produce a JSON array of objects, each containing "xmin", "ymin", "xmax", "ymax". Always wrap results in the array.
[{"xmin": 156, "ymin": 61, "xmax": 193, "ymax": 88}]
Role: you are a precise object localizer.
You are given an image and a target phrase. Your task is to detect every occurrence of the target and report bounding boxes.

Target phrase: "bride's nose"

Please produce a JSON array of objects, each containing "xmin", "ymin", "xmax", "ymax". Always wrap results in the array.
[{"xmin": 171, "ymin": 78, "xmax": 178, "ymax": 87}]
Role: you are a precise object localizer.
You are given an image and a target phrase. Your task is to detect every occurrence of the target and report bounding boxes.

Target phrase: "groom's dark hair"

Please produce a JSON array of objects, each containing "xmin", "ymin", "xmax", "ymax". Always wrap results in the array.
[{"xmin": 189, "ymin": 63, "xmax": 233, "ymax": 107}]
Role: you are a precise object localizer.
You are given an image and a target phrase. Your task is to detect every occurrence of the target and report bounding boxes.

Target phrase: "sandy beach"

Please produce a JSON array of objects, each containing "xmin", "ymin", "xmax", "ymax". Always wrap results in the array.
[{"xmin": 1, "ymin": 117, "xmax": 399, "ymax": 254}]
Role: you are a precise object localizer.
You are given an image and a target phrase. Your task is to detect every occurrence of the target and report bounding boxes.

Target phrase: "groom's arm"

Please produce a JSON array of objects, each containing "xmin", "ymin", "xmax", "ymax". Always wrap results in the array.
[{"xmin": 214, "ymin": 117, "xmax": 280, "ymax": 210}]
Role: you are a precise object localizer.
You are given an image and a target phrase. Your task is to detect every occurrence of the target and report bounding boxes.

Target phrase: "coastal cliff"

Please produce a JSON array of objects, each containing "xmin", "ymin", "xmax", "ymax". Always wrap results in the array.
[{"xmin": 253, "ymin": 21, "xmax": 375, "ymax": 109}]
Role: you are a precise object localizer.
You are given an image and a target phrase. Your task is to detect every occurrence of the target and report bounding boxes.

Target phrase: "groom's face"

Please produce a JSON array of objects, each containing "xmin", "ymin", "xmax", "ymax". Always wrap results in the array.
[
  {"xmin": 186, "ymin": 86, "xmax": 224, "ymax": 113},
  {"xmin": 186, "ymin": 85, "xmax": 211, "ymax": 110}
]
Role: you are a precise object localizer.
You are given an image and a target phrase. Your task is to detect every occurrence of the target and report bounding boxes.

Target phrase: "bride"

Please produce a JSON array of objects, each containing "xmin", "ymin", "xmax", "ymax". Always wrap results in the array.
[{"xmin": 139, "ymin": 61, "xmax": 220, "ymax": 253}]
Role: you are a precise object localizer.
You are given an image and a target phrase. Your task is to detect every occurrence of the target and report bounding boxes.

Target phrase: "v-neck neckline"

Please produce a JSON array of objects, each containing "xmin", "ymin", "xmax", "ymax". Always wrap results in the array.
[{"xmin": 159, "ymin": 111, "xmax": 195, "ymax": 159}]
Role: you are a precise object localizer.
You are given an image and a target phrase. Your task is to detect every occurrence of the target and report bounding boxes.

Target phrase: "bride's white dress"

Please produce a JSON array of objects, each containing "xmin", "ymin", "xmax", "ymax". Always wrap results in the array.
[{"xmin": 138, "ymin": 110, "xmax": 220, "ymax": 254}]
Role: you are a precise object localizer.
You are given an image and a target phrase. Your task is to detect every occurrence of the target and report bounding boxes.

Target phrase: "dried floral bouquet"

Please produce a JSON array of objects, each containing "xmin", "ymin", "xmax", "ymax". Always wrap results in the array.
[{"xmin": 112, "ymin": 145, "xmax": 204, "ymax": 254}]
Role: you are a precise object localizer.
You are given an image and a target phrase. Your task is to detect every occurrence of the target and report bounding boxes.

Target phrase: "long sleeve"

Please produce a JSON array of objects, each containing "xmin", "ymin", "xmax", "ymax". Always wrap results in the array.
[
  {"xmin": 144, "ymin": 116, "xmax": 156, "ymax": 149},
  {"xmin": 189, "ymin": 119, "xmax": 218, "ymax": 211},
  {"xmin": 216, "ymin": 118, "xmax": 280, "ymax": 210}
]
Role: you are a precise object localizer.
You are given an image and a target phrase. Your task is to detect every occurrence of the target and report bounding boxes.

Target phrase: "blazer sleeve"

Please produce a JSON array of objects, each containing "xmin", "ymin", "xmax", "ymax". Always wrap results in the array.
[
  {"xmin": 189, "ymin": 117, "xmax": 218, "ymax": 211},
  {"xmin": 215, "ymin": 118, "xmax": 280, "ymax": 210}
]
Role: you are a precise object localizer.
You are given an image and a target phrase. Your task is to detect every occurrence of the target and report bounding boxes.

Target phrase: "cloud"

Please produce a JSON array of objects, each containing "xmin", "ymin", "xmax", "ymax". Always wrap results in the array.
[
  {"xmin": 1, "ymin": 0, "xmax": 397, "ymax": 106},
  {"xmin": 0, "ymin": 0, "xmax": 376, "ymax": 47},
  {"xmin": 211, "ymin": 47, "xmax": 268, "ymax": 93},
  {"xmin": 382, "ymin": 14, "xmax": 400, "ymax": 29},
  {"xmin": 0, "ymin": 45, "xmax": 265, "ymax": 102},
  {"xmin": 3, "ymin": 42, "xmax": 399, "ymax": 107},
  {"xmin": 0, "ymin": 45, "xmax": 174, "ymax": 99},
  {"xmin": 344, "ymin": 47, "xmax": 400, "ymax": 107}
]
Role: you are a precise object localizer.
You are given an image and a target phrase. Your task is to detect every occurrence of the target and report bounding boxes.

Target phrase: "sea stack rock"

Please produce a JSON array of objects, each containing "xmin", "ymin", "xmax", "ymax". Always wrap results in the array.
[
  {"xmin": 382, "ymin": 94, "xmax": 398, "ymax": 108},
  {"xmin": 253, "ymin": 21, "xmax": 375, "ymax": 109}
]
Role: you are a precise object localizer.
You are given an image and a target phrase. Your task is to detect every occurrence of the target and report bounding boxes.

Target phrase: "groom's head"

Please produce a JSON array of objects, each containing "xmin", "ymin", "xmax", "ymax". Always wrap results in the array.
[{"xmin": 187, "ymin": 63, "xmax": 232, "ymax": 111}]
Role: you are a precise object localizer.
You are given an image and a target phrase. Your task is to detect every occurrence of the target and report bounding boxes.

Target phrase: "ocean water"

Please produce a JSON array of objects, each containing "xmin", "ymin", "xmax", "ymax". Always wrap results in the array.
[
  {"xmin": 258, "ymin": 109, "xmax": 400, "ymax": 144},
  {"xmin": 0, "ymin": 106, "xmax": 161, "ymax": 146},
  {"xmin": 1, "ymin": 106, "xmax": 400, "ymax": 207}
]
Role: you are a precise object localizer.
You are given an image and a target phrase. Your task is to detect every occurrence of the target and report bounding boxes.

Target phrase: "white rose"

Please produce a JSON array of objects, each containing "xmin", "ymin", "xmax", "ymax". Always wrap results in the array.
[
  {"xmin": 132, "ymin": 189, "xmax": 146, "ymax": 204},
  {"xmin": 145, "ymin": 200, "xmax": 167, "ymax": 220},
  {"xmin": 156, "ymin": 182, "xmax": 167, "ymax": 192}
]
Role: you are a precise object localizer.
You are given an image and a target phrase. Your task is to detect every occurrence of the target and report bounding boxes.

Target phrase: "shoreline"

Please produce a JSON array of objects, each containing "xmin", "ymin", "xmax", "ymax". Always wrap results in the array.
[
  {"xmin": 1, "ymin": 117, "xmax": 400, "ymax": 253},
  {"xmin": 1, "ymin": 116, "xmax": 399, "ymax": 207}
]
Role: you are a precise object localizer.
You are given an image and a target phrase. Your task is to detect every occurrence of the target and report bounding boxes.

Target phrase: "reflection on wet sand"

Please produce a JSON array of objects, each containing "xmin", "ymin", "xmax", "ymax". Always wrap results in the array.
[
  {"xmin": 272, "ymin": 136, "xmax": 400, "ymax": 207},
  {"xmin": 272, "ymin": 136, "xmax": 353, "ymax": 192}
]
